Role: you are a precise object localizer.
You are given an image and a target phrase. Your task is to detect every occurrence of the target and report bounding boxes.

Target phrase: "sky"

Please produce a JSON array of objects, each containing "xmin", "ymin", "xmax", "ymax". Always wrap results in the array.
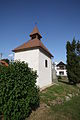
[{"xmin": 0, "ymin": 0, "xmax": 80, "ymax": 63}]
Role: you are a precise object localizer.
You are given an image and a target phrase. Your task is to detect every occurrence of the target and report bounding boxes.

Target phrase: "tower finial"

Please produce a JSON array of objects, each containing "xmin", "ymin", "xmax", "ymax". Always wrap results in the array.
[{"xmin": 35, "ymin": 21, "xmax": 37, "ymax": 26}]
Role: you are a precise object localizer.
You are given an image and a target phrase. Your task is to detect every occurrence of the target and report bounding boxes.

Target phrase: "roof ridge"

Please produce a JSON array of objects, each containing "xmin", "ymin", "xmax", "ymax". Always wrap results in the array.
[{"xmin": 12, "ymin": 38, "xmax": 53, "ymax": 57}]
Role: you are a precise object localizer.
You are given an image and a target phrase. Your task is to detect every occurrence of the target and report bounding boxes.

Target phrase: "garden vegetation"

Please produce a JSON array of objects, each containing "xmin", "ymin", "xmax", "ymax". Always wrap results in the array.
[{"xmin": 0, "ymin": 61, "xmax": 40, "ymax": 120}]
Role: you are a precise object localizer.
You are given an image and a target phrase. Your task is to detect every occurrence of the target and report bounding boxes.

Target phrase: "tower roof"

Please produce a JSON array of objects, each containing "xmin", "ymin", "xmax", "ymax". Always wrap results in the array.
[
  {"xmin": 29, "ymin": 26, "xmax": 42, "ymax": 38},
  {"xmin": 13, "ymin": 26, "xmax": 53, "ymax": 58}
]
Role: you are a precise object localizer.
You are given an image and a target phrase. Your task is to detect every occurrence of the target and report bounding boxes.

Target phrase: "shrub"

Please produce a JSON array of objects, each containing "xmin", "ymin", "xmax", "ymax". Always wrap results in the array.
[{"xmin": 0, "ymin": 61, "xmax": 40, "ymax": 120}]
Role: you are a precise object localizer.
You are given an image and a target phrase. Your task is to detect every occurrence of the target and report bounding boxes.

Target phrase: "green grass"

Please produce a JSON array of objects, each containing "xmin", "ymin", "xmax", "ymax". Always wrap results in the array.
[
  {"xmin": 50, "ymin": 95, "xmax": 80, "ymax": 120},
  {"xmin": 27, "ymin": 82, "xmax": 80, "ymax": 120},
  {"xmin": 40, "ymin": 82, "xmax": 80, "ymax": 105}
]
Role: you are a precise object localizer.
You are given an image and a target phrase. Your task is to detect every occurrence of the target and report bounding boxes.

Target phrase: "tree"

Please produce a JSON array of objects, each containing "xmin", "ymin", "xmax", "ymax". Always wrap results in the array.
[
  {"xmin": 76, "ymin": 40, "xmax": 80, "ymax": 82},
  {"xmin": 77, "ymin": 41, "xmax": 80, "ymax": 56},
  {"xmin": 66, "ymin": 38, "xmax": 80, "ymax": 84},
  {"xmin": 0, "ymin": 61, "xmax": 40, "ymax": 120}
]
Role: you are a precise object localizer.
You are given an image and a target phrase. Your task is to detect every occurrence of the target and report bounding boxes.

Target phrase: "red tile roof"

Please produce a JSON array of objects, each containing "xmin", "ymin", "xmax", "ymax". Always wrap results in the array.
[
  {"xmin": 13, "ymin": 38, "xmax": 53, "ymax": 57},
  {"xmin": 29, "ymin": 26, "xmax": 42, "ymax": 38},
  {"xmin": 0, "ymin": 60, "xmax": 9, "ymax": 67},
  {"xmin": 13, "ymin": 26, "xmax": 53, "ymax": 58}
]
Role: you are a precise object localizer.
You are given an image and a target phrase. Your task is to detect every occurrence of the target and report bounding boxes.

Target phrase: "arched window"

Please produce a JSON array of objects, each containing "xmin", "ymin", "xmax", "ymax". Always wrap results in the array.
[{"xmin": 45, "ymin": 60, "xmax": 48, "ymax": 68}]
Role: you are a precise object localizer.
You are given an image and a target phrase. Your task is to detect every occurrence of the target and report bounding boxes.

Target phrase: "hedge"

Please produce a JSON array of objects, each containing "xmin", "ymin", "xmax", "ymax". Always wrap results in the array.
[{"xmin": 0, "ymin": 61, "xmax": 40, "ymax": 120}]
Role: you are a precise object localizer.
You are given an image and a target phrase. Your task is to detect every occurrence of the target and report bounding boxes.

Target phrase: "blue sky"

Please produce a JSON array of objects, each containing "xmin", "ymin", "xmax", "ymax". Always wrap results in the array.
[{"xmin": 0, "ymin": 0, "xmax": 80, "ymax": 63}]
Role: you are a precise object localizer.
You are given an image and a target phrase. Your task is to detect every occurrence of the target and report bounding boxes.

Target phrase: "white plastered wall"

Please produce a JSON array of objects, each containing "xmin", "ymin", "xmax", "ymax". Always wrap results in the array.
[
  {"xmin": 55, "ymin": 66, "xmax": 67, "ymax": 76},
  {"xmin": 56, "ymin": 69, "xmax": 67, "ymax": 76},
  {"xmin": 14, "ymin": 49, "xmax": 52, "ymax": 88},
  {"xmin": 38, "ymin": 50, "xmax": 52, "ymax": 88},
  {"xmin": 14, "ymin": 49, "xmax": 39, "ymax": 85}
]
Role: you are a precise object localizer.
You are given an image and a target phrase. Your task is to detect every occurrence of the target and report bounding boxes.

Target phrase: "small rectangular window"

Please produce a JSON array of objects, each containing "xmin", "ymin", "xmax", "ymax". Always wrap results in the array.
[
  {"xmin": 45, "ymin": 60, "xmax": 48, "ymax": 67},
  {"xmin": 59, "ymin": 71, "xmax": 64, "ymax": 75}
]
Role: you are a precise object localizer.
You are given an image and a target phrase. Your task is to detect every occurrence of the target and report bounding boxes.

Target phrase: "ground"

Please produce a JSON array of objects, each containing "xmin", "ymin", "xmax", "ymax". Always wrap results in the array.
[{"xmin": 26, "ymin": 81, "xmax": 80, "ymax": 120}]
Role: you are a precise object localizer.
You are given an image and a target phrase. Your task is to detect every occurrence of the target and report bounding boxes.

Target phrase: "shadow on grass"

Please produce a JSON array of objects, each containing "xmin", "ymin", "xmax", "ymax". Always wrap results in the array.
[{"xmin": 58, "ymin": 80, "xmax": 74, "ymax": 85}]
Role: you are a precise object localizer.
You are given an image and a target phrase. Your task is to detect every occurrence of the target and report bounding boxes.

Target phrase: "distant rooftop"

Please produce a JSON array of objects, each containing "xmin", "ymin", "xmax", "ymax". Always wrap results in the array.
[
  {"xmin": 56, "ymin": 61, "xmax": 66, "ymax": 66},
  {"xmin": 0, "ymin": 60, "xmax": 9, "ymax": 67}
]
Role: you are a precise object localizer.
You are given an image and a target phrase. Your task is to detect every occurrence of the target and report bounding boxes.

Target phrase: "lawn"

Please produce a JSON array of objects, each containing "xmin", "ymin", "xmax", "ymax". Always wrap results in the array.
[
  {"xmin": 27, "ymin": 82, "xmax": 80, "ymax": 120},
  {"xmin": 50, "ymin": 95, "xmax": 80, "ymax": 120}
]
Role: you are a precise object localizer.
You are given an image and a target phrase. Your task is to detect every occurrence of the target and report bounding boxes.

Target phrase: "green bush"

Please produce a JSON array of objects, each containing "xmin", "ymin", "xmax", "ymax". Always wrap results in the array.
[{"xmin": 0, "ymin": 61, "xmax": 40, "ymax": 120}]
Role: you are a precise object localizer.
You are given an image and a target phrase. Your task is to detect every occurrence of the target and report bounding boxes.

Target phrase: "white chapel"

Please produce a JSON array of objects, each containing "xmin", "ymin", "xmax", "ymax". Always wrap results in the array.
[{"xmin": 13, "ymin": 26, "xmax": 53, "ymax": 88}]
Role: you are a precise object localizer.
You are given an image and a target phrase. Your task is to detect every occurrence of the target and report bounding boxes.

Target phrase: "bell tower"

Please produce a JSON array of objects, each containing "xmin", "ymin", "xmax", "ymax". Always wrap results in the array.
[{"xmin": 29, "ymin": 26, "xmax": 42, "ymax": 40}]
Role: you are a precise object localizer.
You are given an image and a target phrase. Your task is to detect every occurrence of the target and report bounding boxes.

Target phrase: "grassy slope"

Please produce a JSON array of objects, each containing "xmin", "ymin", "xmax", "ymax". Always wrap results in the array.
[
  {"xmin": 40, "ymin": 82, "xmax": 79, "ymax": 105},
  {"xmin": 50, "ymin": 95, "xmax": 80, "ymax": 120},
  {"xmin": 27, "ymin": 82, "xmax": 80, "ymax": 120}
]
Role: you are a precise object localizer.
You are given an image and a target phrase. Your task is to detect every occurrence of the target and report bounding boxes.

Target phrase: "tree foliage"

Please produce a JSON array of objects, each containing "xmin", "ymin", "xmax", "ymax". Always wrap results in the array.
[
  {"xmin": 0, "ymin": 61, "xmax": 39, "ymax": 120},
  {"xmin": 66, "ymin": 38, "xmax": 80, "ymax": 84}
]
